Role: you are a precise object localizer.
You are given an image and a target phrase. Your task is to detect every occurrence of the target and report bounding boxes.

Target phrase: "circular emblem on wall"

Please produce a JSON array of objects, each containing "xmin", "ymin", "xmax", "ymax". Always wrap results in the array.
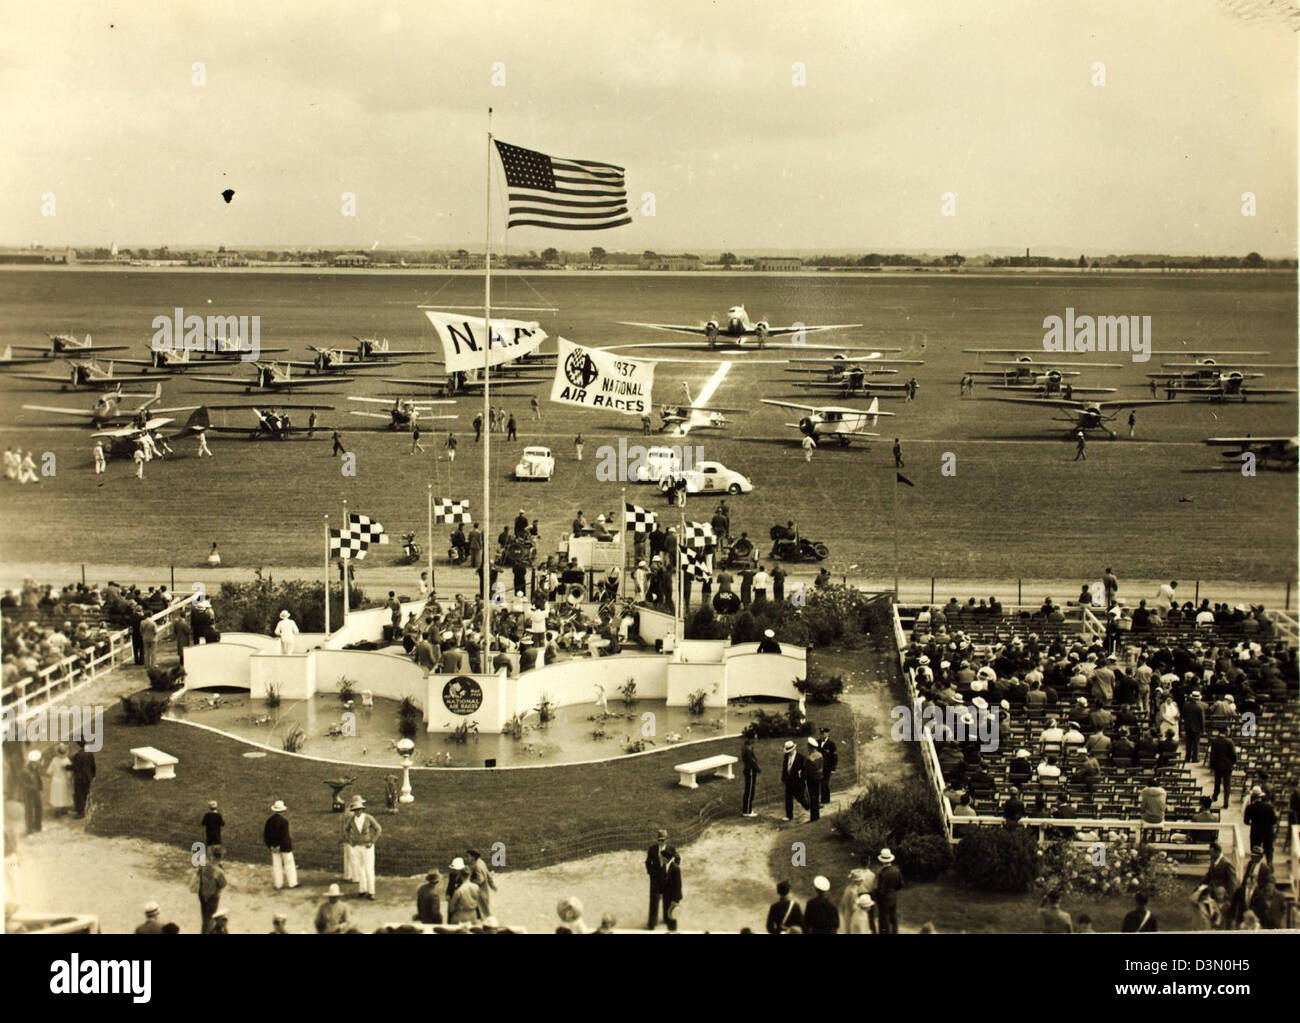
[
  {"xmin": 442, "ymin": 675, "xmax": 483, "ymax": 716},
  {"xmin": 563, "ymin": 346, "xmax": 600, "ymax": 388}
]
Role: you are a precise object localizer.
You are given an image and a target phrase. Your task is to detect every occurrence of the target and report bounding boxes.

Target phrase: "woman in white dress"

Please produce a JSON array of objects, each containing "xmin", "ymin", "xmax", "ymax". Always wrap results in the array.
[{"xmin": 46, "ymin": 743, "xmax": 74, "ymax": 815}]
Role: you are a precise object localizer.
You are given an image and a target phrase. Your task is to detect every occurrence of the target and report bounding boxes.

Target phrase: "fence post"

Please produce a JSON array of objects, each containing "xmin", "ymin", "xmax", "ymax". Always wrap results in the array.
[
  {"xmin": 171, "ymin": 565, "xmax": 175, "ymax": 594},
  {"xmin": 1194, "ymin": 580, "xmax": 1199, "ymax": 605},
  {"xmin": 81, "ymin": 563, "xmax": 86, "ymax": 586},
  {"xmin": 930, "ymin": 577, "xmax": 935, "ymax": 605},
  {"xmin": 1018, "ymin": 579, "xmax": 1022, "ymax": 606},
  {"xmin": 1286, "ymin": 580, "xmax": 1291, "ymax": 611}
]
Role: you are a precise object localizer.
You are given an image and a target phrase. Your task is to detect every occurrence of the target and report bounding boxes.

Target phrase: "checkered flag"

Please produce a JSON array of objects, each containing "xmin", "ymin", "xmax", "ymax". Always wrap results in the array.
[
  {"xmin": 433, "ymin": 498, "xmax": 471, "ymax": 524},
  {"xmin": 625, "ymin": 502, "xmax": 656, "ymax": 533},
  {"xmin": 681, "ymin": 545, "xmax": 712, "ymax": 581},
  {"xmin": 330, "ymin": 527, "xmax": 367, "ymax": 561},
  {"xmin": 683, "ymin": 520, "xmax": 715, "ymax": 550},
  {"xmin": 347, "ymin": 512, "xmax": 388, "ymax": 550}
]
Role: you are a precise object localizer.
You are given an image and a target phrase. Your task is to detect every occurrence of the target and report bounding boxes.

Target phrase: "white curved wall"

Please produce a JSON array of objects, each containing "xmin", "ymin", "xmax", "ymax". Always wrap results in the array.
[
  {"xmin": 181, "ymin": 641, "xmax": 260, "ymax": 691},
  {"xmin": 314, "ymin": 649, "xmax": 431, "ymax": 703},
  {"xmin": 511, "ymin": 654, "xmax": 669, "ymax": 720}
]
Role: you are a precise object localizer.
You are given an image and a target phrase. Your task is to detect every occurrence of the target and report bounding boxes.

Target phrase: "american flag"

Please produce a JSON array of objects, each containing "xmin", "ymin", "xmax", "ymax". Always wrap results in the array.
[{"xmin": 494, "ymin": 140, "xmax": 631, "ymax": 231}]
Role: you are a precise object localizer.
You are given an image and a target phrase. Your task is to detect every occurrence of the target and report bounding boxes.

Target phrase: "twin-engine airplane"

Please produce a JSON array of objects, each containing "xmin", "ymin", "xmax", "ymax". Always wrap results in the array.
[
  {"xmin": 347, "ymin": 396, "xmax": 459, "ymax": 431},
  {"xmin": 617, "ymin": 305, "xmax": 866, "ymax": 350},
  {"xmin": 983, "ymin": 395, "xmax": 1187, "ymax": 438},
  {"xmin": 379, "ymin": 371, "xmax": 542, "ymax": 396},
  {"xmin": 1203, "ymin": 436, "xmax": 1298, "ymax": 471},
  {"xmin": 21, "ymin": 383, "xmax": 197, "ymax": 428},
  {"xmin": 189, "ymin": 362, "xmax": 353, "ymax": 392},
  {"xmin": 760, "ymin": 396, "xmax": 895, "ymax": 446}
]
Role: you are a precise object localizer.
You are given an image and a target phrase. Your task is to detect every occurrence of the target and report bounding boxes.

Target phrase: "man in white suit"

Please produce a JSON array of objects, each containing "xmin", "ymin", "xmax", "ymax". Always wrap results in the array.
[{"xmin": 342, "ymin": 795, "xmax": 382, "ymax": 899}]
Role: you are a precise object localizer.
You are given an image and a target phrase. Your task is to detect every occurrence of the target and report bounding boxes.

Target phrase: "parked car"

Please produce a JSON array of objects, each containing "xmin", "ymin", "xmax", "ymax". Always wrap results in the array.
[
  {"xmin": 659, "ymin": 460, "xmax": 754, "ymax": 496},
  {"xmin": 514, "ymin": 446, "xmax": 554, "ymax": 481}
]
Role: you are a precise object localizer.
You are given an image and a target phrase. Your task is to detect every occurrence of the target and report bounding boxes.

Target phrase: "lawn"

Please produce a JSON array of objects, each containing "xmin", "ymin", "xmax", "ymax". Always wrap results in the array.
[{"xmin": 86, "ymin": 695, "xmax": 857, "ymax": 875}]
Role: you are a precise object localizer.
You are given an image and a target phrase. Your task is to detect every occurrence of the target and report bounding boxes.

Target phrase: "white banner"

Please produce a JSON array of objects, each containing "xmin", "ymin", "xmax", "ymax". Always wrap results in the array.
[
  {"xmin": 422, "ymin": 310, "xmax": 547, "ymax": 374},
  {"xmin": 550, "ymin": 337, "xmax": 655, "ymax": 416}
]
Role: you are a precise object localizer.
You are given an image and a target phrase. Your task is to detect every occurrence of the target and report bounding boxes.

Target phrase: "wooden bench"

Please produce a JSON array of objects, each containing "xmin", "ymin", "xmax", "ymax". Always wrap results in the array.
[
  {"xmin": 130, "ymin": 746, "xmax": 179, "ymax": 780},
  {"xmin": 674, "ymin": 753, "xmax": 738, "ymax": 789}
]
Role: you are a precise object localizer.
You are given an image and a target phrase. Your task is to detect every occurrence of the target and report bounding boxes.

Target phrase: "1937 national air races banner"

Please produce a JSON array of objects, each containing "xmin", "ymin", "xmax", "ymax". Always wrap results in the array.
[
  {"xmin": 550, "ymin": 337, "xmax": 655, "ymax": 415},
  {"xmin": 421, "ymin": 309, "xmax": 546, "ymax": 374}
]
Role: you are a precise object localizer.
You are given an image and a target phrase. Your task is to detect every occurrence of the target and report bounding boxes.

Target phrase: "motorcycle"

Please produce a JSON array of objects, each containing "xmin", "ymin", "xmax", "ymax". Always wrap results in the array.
[
  {"xmin": 400, "ymin": 532, "xmax": 422, "ymax": 564},
  {"xmin": 768, "ymin": 524, "xmax": 829, "ymax": 562}
]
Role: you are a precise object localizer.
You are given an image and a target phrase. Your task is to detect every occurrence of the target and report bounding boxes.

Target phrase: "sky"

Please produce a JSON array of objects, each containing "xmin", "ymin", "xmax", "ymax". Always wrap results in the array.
[{"xmin": 0, "ymin": 0, "xmax": 1296, "ymax": 255}]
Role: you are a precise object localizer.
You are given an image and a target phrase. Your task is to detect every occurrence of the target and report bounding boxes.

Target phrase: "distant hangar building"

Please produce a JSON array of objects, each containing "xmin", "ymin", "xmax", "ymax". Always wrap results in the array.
[{"xmin": 752, "ymin": 256, "xmax": 802, "ymax": 271}]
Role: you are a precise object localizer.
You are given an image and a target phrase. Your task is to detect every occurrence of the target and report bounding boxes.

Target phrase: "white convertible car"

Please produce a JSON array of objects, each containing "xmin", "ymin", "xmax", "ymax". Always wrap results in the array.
[
  {"xmin": 658, "ymin": 460, "xmax": 754, "ymax": 495},
  {"xmin": 514, "ymin": 446, "xmax": 555, "ymax": 481}
]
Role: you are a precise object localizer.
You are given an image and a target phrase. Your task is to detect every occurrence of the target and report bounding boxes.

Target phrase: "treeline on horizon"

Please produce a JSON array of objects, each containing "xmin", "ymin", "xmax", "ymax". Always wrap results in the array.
[{"xmin": 25, "ymin": 244, "xmax": 1300, "ymax": 271}]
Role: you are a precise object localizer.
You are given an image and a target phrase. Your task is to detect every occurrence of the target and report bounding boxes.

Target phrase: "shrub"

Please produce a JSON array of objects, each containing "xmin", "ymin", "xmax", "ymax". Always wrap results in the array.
[
  {"xmin": 794, "ymin": 669, "xmax": 844, "ymax": 704},
  {"xmin": 684, "ymin": 606, "xmax": 728, "ymax": 640},
  {"xmin": 1037, "ymin": 836, "xmax": 1180, "ymax": 900},
  {"xmin": 502, "ymin": 714, "xmax": 527, "ymax": 740},
  {"xmin": 146, "ymin": 664, "xmax": 186, "ymax": 693},
  {"xmin": 748, "ymin": 703, "xmax": 811, "ymax": 739},
  {"xmin": 895, "ymin": 833, "xmax": 954, "ymax": 881},
  {"xmin": 686, "ymin": 688, "xmax": 708, "ymax": 715},
  {"xmin": 618, "ymin": 679, "xmax": 637, "ymax": 707},
  {"xmin": 397, "ymin": 695, "xmax": 423, "ymax": 739},
  {"xmin": 211, "ymin": 573, "xmax": 367, "ymax": 634},
  {"xmin": 952, "ymin": 826, "xmax": 1040, "ymax": 892},
  {"xmin": 730, "ymin": 611, "xmax": 761, "ymax": 644},
  {"xmin": 264, "ymin": 683, "xmax": 281, "ymax": 709},
  {"xmin": 534, "ymin": 693, "xmax": 556, "ymax": 724},
  {"xmin": 835, "ymin": 779, "xmax": 944, "ymax": 853},
  {"xmin": 120, "ymin": 689, "xmax": 171, "ymax": 725},
  {"xmin": 337, "ymin": 676, "xmax": 357, "ymax": 703}
]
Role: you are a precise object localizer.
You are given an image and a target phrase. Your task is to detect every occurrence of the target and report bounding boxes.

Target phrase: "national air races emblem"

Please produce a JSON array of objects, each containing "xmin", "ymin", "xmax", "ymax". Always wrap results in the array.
[
  {"xmin": 564, "ymin": 346, "xmax": 600, "ymax": 388},
  {"xmin": 442, "ymin": 676, "xmax": 484, "ymax": 715}
]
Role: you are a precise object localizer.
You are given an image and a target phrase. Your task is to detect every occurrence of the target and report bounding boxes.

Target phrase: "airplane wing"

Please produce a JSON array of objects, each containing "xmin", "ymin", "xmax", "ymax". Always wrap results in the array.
[
  {"xmin": 9, "ymin": 343, "xmax": 130, "ymax": 355},
  {"xmin": 382, "ymin": 377, "xmax": 536, "ymax": 390},
  {"xmin": 1161, "ymin": 361, "xmax": 1295, "ymax": 370},
  {"xmin": 761, "ymin": 324, "xmax": 864, "ymax": 336},
  {"xmin": 761, "ymin": 399, "xmax": 823, "ymax": 412},
  {"xmin": 205, "ymin": 403, "xmax": 337, "ymax": 412},
  {"xmin": 20, "ymin": 404, "xmax": 97, "ymax": 417},
  {"xmin": 983, "ymin": 359, "xmax": 1124, "ymax": 369},
  {"xmin": 152, "ymin": 404, "xmax": 202, "ymax": 415},
  {"xmin": 616, "ymin": 322, "xmax": 717, "ymax": 337},
  {"xmin": 188, "ymin": 375, "xmax": 257, "ymax": 387},
  {"xmin": 347, "ymin": 396, "xmax": 455, "ymax": 406},
  {"xmin": 1093, "ymin": 398, "xmax": 1192, "ymax": 409},
  {"xmin": 8, "ymin": 372, "xmax": 98, "ymax": 385},
  {"xmin": 1204, "ymin": 436, "xmax": 1296, "ymax": 447},
  {"xmin": 785, "ymin": 355, "xmax": 912, "ymax": 364},
  {"xmin": 982, "ymin": 397, "xmax": 1088, "ymax": 409},
  {"xmin": 794, "ymin": 380, "xmax": 910, "ymax": 391},
  {"xmin": 0, "ymin": 355, "xmax": 60, "ymax": 367},
  {"xmin": 988, "ymin": 385, "xmax": 1117, "ymax": 395},
  {"xmin": 347, "ymin": 411, "xmax": 395, "ymax": 421}
]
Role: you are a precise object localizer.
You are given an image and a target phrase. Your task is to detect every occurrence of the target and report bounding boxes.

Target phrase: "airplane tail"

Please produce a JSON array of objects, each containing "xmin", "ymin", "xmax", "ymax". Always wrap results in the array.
[
  {"xmin": 186, "ymin": 407, "xmax": 211, "ymax": 434},
  {"xmin": 867, "ymin": 396, "xmax": 880, "ymax": 427}
]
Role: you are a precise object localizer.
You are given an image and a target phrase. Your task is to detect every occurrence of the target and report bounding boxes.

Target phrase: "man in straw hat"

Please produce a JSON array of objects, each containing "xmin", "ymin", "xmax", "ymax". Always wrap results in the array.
[
  {"xmin": 342, "ymin": 794, "xmax": 382, "ymax": 898},
  {"xmin": 135, "ymin": 901, "xmax": 164, "ymax": 934},
  {"xmin": 274, "ymin": 609, "xmax": 299, "ymax": 655},
  {"xmin": 780, "ymin": 740, "xmax": 808, "ymax": 822},
  {"xmin": 644, "ymin": 828, "xmax": 678, "ymax": 929},
  {"xmin": 264, "ymin": 799, "xmax": 299, "ymax": 890},
  {"xmin": 874, "ymin": 848, "xmax": 904, "ymax": 934},
  {"xmin": 314, "ymin": 884, "xmax": 350, "ymax": 933}
]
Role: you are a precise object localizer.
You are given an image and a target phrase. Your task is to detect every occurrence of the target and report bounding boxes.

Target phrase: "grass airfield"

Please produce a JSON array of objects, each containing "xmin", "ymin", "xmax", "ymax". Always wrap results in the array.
[{"xmin": 0, "ymin": 268, "xmax": 1295, "ymax": 583}]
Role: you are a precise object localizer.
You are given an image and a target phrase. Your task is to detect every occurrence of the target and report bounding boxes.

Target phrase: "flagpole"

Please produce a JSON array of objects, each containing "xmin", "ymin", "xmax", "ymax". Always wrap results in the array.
[
  {"xmin": 619, "ymin": 486, "xmax": 626, "ymax": 600},
  {"xmin": 342, "ymin": 497, "xmax": 350, "ymax": 620},
  {"xmin": 324, "ymin": 514, "xmax": 331, "ymax": 636},
  {"xmin": 427, "ymin": 483, "xmax": 435, "ymax": 599},
  {"xmin": 892, "ymin": 471, "xmax": 900, "ymax": 600},
  {"xmin": 482, "ymin": 107, "xmax": 493, "ymax": 674}
]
